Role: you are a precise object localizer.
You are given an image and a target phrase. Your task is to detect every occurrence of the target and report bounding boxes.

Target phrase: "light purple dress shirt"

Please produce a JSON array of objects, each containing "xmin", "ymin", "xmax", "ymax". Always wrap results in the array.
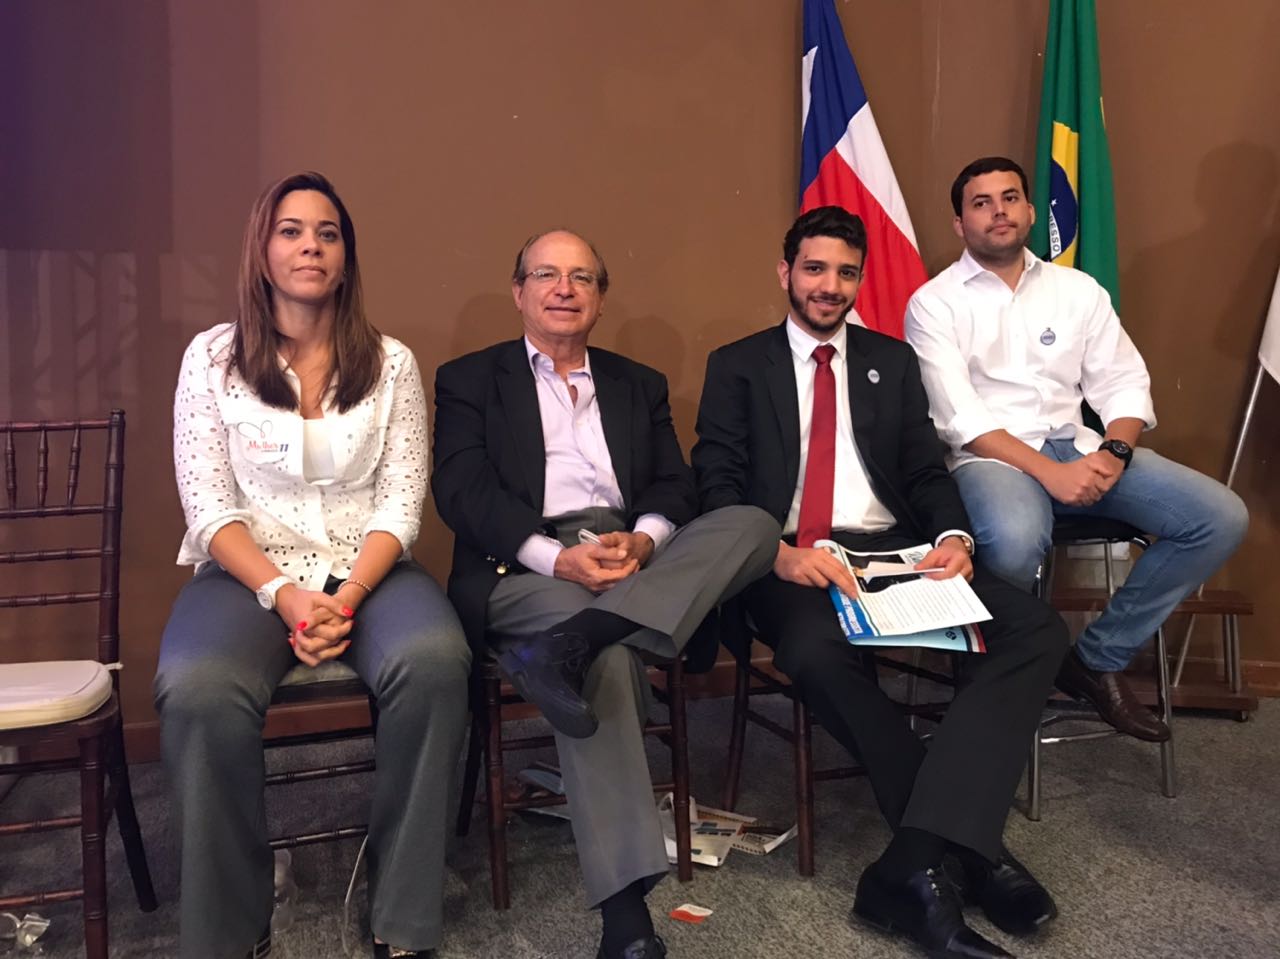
[{"xmin": 515, "ymin": 338, "xmax": 676, "ymax": 576}]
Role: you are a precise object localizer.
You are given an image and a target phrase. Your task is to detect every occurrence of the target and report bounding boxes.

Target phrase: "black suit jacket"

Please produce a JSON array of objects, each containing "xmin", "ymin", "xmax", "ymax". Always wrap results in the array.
[
  {"xmin": 692, "ymin": 320, "xmax": 970, "ymax": 543},
  {"xmin": 432, "ymin": 338, "xmax": 697, "ymax": 649}
]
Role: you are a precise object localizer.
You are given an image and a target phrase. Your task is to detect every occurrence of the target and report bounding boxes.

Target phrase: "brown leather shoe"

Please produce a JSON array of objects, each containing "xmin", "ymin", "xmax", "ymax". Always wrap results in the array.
[{"xmin": 1055, "ymin": 649, "xmax": 1170, "ymax": 742}]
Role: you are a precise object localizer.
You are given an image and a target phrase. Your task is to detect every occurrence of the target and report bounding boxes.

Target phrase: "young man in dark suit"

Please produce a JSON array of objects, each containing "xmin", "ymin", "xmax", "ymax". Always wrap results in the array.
[
  {"xmin": 432, "ymin": 229, "xmax": 778, "ymax": 959},
  {"xmin": 692, "ymin": 207, "xmax": 1069, "ymax": 959}
]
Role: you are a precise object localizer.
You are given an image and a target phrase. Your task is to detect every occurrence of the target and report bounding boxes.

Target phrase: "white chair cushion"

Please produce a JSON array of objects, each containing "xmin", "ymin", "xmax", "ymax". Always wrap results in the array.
[{"xmin": 0, "ymin": 661, "xmax": 113, "ymax": 730}]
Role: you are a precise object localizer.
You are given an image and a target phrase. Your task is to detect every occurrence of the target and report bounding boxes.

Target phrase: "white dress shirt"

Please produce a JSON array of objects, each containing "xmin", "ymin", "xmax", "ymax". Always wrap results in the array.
[
  {"xmin": 783, "ymin": 318, "xmax": 896, "ymax": 536},
  {"xmin": 515, "ymin": 338, "xmax": 675, "ymax": 576},
  {"xmin": 905, "ymin": 248, "xmax": 1156, "ymax": 471},
  {"xmin": 173, "ymin": 323, "xmax": 428, "ymax": 590}
]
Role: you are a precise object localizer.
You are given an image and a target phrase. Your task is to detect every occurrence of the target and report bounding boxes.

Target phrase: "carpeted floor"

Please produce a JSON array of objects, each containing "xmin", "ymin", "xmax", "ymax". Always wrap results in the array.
[{"xmin": 3, "ymin": 693, "xmax": 1279, "ymax": 958}]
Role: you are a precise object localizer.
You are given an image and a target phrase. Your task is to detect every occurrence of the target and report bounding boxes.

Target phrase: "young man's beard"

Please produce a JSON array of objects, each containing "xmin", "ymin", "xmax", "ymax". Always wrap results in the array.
[{"xmin": 789, "ymin": 283, "xmax": 850, "ymax": 334}]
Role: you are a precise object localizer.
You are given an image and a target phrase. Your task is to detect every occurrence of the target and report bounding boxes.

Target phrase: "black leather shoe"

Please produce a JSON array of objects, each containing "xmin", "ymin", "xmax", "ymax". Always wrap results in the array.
[
  {"xmin": 853, "ymin": 863, "xmax": 1014, "ymax": 958},
  {"xmin": 1055, "ymin": 649, "xmax": 1170, "ymax": 742},
  {"xmin": 948, "ymin": 848, "xmax": 1057, "ymax": 936},
  {"xmin": 596, "ymin": 934, "xmax": 667, "ymax": 959},
  {"xmin": 498, "ymin": 631, "xmax": 598, "ymax": 739}
]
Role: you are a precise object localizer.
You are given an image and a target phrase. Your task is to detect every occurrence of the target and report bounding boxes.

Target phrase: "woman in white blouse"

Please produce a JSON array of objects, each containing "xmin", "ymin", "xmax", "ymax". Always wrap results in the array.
[{"xmin": 154, "ymin": 171, "xmax": 469, "ymax": 959}]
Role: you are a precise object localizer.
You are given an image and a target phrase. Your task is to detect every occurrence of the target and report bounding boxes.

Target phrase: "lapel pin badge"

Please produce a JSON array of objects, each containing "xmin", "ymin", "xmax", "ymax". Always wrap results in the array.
[
  {"xmin": 1040, "ymin": 327, "xmax": 1056, "ymax": 346},
  {"xmin": 867, "ymin": 369, "xmax": 880, "ymax": 384}
]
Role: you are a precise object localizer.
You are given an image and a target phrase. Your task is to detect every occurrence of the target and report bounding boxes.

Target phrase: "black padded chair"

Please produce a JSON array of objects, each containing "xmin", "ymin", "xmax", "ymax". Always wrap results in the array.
[{"xmin": 1026, "ymin": 516, "xmax": 1174, "ymax": 821}]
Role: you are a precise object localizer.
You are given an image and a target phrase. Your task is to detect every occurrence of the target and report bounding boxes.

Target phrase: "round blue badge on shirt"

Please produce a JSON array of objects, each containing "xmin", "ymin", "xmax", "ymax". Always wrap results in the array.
[{"xmin": 1039, "ymin": 328, "xmax": 1056, "ymax": 346}]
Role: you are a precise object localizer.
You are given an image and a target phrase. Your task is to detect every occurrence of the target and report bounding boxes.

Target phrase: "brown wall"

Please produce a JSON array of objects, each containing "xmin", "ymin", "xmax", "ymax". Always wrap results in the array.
[{"xmin": 3, "ymin": 1, "xmax": 1278, "ymax": 744}]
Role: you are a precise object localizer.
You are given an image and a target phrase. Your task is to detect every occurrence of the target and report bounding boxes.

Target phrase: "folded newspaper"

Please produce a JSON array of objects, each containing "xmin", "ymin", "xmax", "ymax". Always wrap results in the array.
[
  {"xmin": 815, "ymin": 539, "xmax": 991, "ymax": 653},
  {"xmin": 657, "ymin": 793, "xmax": 796, "ymax": 867}
]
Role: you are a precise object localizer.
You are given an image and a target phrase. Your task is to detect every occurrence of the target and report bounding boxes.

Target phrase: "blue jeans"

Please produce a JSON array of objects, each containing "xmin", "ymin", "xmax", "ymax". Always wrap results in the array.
[{"xmin": 954, "ymin": 439, "xmax": 1248, "ymax": 672}]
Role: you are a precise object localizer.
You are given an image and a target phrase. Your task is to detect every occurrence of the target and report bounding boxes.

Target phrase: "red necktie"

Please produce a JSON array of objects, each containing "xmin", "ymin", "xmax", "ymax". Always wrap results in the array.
[{"xmin": 796, "ymin": 344, "xmax": 837, "ymax": 548}]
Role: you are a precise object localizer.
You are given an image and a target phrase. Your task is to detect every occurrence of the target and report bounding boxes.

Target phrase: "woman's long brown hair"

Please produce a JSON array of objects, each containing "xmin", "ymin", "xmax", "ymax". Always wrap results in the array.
[{"xmin": 230, "ymin": 171, "xmax": 383, "ymax": 412}]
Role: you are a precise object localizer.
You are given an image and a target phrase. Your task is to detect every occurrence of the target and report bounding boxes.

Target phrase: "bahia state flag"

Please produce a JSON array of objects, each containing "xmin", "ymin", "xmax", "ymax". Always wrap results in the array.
[
  {"xmin": 1030, "ymin": 0, "xmax": 1121, "ymax": 309},
  {"xmin": 798, "ymin": 0, "xmax": 927, "ymax": 340}
]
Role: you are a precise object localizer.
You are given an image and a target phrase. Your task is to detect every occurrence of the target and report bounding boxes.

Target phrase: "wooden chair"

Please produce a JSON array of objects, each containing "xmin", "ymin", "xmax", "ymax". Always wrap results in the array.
[
  {"xmin": 455, "ymin": 651, "xmax": 692, "ymax": 910},
  {"xmin": 719, "ymin": 606, "xmax": 956, "ymax": 876},
  {"xmin": 263, "ymin": 661, "xmax": 377, "ymax": 852},
  {"xmin": 0, "ymin": 411, "xmax": 157, "ymax": 959}
]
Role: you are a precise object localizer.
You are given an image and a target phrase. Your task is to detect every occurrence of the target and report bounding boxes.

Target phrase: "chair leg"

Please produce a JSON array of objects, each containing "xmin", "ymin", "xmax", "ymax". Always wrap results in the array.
[
  {"xmin": 905, "ymin": 648, "xmax": 921, "ymax": 732},
  {"xmin": 794, "ymin": 698, "xmax": 815, "ymax": 877},
  {"xmin": 1225, "ymin": 615, "xmax": 1249, "ymax": 722},
  {"xmin": 483, "ymin": 674, "xmax": 510, "ymax": 910},
  {"xmin": 80, "ymin": 734, "xmax": 109, "ymax": 959},
  {"xmin": 1040, "ymin": 547, "xmax": 1057, "ymax": 599},
  {"xmin": 668, "ymin": 659, "xmax": 692, "ymax": 883},
  {"xmin": 107, "ymin": 721, "xmax": 157, "ymax": 911},
  {"xmin": 1154, "ymin": 627, "xmax": 1177, "ymax": 798},
  {"xmin": 1226, "ymin": 614, "xmax": 1243, "ymax": 695},
  {"xmin": 456, "ymin": 704, "xmax": 483, "ymax": 837},
  {"xmin": 1026, "ymin": 725, "xmax": 1043, "ymax": 822},
  {"xmin": 721, "ymin": 656, "xmax": 750, "ymax": 811}
]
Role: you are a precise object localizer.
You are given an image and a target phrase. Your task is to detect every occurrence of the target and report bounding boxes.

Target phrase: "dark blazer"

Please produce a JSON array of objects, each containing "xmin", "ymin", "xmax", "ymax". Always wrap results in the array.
[
  {"xmin": 692, "ymin": 320, "xmax": 970, "ymax": 542},
  {"xmin": 432, "ymin": 338, "xmax": 697, "ymax": 649}
]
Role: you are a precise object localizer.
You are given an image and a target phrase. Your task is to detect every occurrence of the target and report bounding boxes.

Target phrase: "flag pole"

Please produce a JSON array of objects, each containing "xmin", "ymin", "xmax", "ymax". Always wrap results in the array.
[{"xmin": 1171, "ymin": 362, "xmax": 1266, "ymax": 685}]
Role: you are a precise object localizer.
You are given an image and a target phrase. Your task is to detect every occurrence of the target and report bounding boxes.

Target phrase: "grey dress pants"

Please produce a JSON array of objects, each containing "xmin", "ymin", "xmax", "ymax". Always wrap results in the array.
[
  {"xmin": 486, "ymin": 504, "xmax": 780, "ymax": 906},
  {"xmin": 154, "ymin": 561, "xmax": 470, "ymax": 958}
]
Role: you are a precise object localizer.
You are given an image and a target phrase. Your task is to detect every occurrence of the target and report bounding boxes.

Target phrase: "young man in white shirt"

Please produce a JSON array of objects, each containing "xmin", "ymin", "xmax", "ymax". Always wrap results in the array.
[{"xmin": 905, "ymin": 156, "xmax": 1249, "ymax": 742}]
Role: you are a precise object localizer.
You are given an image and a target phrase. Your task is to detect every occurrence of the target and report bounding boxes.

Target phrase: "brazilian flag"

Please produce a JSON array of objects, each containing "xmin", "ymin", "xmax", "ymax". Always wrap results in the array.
[{"xmin": 1030, "ymin": 0, "xmax": 1120, "ymax": 310}]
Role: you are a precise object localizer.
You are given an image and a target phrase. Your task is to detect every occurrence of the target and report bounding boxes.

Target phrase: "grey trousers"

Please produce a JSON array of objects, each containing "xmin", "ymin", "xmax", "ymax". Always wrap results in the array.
[
  {"xmin": 154, "ymin": 562, "xmax": 471, "ymax": 958},
  {"xmin": 487, "ymin": 505, "xmax": 780, "ymax": 905}
]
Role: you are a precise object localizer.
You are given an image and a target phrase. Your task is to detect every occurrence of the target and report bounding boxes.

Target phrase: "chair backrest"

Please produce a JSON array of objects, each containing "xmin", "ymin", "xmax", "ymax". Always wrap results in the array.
[{"xmin": 0, "ymin": 410, "xmax": 126, "ymax": 666}]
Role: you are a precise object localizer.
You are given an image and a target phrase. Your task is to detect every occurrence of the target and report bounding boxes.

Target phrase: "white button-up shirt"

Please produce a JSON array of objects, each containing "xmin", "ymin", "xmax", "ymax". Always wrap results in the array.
[
  {"xmin": 515, "ymin": 338, "xmax": 675, "ymax": 576},
  {"xmin": 783, "ymin": 318, "xmax": 896, "ymax": 536},
  {"xmin": 905, "ymin": 248, "xmax": 1156, "ymax": 471},
  {"xmin": 173, "ymin": 323, "xmax": 429, "ymax": 589}
]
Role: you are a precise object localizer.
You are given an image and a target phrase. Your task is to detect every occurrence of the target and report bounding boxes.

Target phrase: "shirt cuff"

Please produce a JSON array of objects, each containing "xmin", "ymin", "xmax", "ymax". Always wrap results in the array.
[
  {"xmin": 363, "ymin": 517, "xmax": 419, "ymax": 554},
  {"xmin": 934, "ymin": 529, "xmax": 974, "ymax": 552},
  {"xmin": 633, "ymin": 513, "xmax": 677, "ymax": 553},
  {"xmin": 1095, "ymin": 391, "xmax": 1157, "ymax": 432},
  {"xmin": 515, "ymin": 533, "xmax": 564, "ymax": 578}
]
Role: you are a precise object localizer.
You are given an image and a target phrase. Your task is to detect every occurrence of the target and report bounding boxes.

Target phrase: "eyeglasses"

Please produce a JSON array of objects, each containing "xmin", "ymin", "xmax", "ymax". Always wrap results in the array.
[{"xmin": 520, "ymin": 268, "xmax": 599, "ymax": 289}]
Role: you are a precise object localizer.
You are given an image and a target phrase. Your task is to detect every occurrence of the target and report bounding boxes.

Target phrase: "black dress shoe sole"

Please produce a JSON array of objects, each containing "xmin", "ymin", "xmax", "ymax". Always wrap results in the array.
[
  {"xmin": 851, "ymin": 906, "xmax": 976, "ymax": 959},
  {"xmin": 855, "ymin": 891, "xmax": 1018, "ymax": 958},
  {"xmin": 498, "ymin": 651, "xmax": 599, "ymax": 739},
  {"xmin": 851, "ymin": 898, "xmax": 897, "ymax": 934}
]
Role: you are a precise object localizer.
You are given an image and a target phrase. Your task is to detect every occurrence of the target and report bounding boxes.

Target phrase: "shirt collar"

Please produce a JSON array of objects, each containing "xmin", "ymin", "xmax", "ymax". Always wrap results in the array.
[
  {"xmin": 524, "ymin": 335, "xmax": 592, "ymax": 377},
  {"xmin": 785, "ymin": 315, "xmax": 848, "ymax": 365},
  {"xmin": 956, "ymin": 246, "xmax": 1041, "ymax": 285}
]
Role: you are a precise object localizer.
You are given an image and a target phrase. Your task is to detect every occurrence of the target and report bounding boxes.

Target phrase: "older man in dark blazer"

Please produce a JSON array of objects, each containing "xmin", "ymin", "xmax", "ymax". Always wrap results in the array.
[
  {"xmin": 692, "ymin": 207, "xmax": 1069, "ymax": 959},
  {"xmin": 432, "ymin": 228, "xmax": 777, "ymax": 959}
]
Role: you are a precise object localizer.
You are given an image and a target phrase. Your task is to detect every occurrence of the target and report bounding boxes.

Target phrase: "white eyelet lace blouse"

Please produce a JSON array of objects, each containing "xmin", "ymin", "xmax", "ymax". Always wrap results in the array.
[{"xmin": 173, "ymin": 323, "xmax": 428, "ymax": 590}]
